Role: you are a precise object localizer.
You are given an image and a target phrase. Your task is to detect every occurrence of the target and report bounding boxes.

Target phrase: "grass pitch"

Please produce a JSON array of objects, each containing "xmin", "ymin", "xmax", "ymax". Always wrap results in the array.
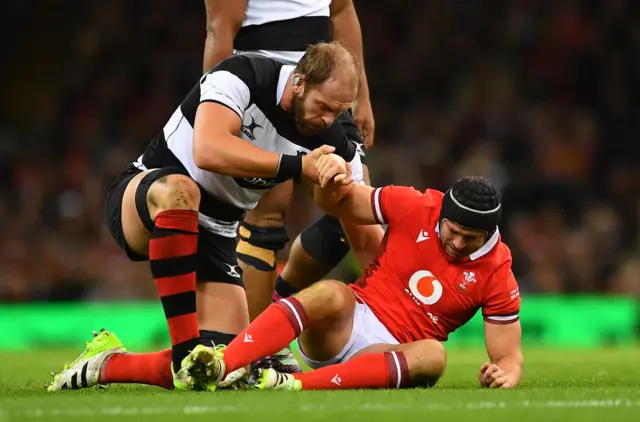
[{"xmin": 1, "ymin": 348, "xmax": 639, "ymax": 422}]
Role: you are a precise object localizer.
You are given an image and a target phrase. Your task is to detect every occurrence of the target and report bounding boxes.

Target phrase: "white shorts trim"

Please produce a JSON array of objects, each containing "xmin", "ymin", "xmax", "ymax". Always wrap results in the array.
[{"xmin": 298, "ymin": 298, "xmax": 399, "ymax": 369}]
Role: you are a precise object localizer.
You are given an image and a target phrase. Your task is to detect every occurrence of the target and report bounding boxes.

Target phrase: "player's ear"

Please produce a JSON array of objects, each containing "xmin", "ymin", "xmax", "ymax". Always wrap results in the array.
[{"xmin": 292, "ymin": 74, "xmax": 305, "ymax": 94}]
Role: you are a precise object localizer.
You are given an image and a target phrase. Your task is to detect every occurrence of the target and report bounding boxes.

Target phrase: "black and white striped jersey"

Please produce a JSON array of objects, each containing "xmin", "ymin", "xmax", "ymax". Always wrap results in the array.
[
  {"xmin": 234, "ymin": 0, "xmax": 331, "ymax": 64},
  {"xmin": 132, "ymin": 54, "xmax": 363, "ymax": 236}
]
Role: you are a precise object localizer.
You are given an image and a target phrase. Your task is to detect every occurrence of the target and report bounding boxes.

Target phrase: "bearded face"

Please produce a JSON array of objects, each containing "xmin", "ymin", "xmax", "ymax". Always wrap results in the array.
[{"xmin": 291, "ymin": 89, "xmax": 327, "ymax": 136}]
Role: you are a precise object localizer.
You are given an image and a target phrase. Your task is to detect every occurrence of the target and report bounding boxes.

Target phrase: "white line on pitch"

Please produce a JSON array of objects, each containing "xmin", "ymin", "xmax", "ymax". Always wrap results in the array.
[{"xmin": 6, "ymin": 399, "xmax": 640, "ymax": 418}]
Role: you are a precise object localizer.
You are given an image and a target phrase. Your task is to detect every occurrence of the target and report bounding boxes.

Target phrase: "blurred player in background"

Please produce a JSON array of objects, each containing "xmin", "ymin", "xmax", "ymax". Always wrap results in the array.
[
  {"xmin": 186, "ymin": 172, "xmax": 524, "ymax": 391},
  {"xmin": 203, "ymin": 0, "xmax": 380, "ymax": 373}
]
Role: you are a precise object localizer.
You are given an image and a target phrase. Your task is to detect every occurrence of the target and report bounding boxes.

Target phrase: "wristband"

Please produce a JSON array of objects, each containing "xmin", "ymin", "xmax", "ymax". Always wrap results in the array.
[{"xmin": 276, "ymin": 154, "xmax": 303, "ymax": 182}]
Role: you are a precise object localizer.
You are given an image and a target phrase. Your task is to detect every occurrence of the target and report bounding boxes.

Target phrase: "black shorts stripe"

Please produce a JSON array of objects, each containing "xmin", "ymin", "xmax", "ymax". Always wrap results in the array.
[
  {"xmin": 150, "ymin": 227, "xmax": 197, "ymax": 239},
  {"xmin": 160, "ymin": 291, "xmax": 197, "ymax": 319},
  {"xmin": 234, "ymin": 16, "xmax": 330, "ymax": 52},
  {"xmin": 150, "ymin": 254, "xmax": 198, "ymax": 278}
]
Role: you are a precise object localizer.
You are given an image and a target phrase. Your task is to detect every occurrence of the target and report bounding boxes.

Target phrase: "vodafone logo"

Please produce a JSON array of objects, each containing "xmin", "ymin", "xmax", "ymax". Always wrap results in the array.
[{"xmin": 408, "ymin": 270, "xmax": 443, "ymax": 305}]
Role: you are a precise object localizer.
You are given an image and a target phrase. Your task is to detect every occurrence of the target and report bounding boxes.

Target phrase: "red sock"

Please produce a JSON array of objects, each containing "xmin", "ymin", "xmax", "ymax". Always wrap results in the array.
[
  {"xmin": 223, "ymin": 298, "xmax": 307, "ymax": 375},
  {"xmin": 294, "ymin": 351, "xmax": 410, "ymax": 390},
  {"xmin": 99, "ymin": 349, "xmax": 173, "ymax": 389},
  {"xmin": 149, "ymin": 210, "xmax": 200, "ymax": 372}
]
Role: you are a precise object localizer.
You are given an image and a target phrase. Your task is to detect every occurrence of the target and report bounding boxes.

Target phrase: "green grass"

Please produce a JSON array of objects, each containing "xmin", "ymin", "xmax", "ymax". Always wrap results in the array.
[{"xmin": 1, "ymin": 348, "xmax": 639, "ymax": 421}]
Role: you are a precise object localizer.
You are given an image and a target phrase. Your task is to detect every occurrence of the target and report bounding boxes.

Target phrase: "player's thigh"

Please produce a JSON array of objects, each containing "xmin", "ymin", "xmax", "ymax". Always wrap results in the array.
[
  {"xmin": 296, "ymin": 280, "xmax": 356, "ymax": 362},
  {"xmin": 196, "ymin": 229, "xmax": 249, "ymax": 334},
  {"xmin": 117, "ymin": 169, "xmax": 157, "ymax": 256},
  {"xmin": 243, "ymin": 181, "xmax": 294, "ymax": 227},
  {"xmin": 120, "ymin": 168, "xmax": 201, "ymax": 256},
  {"xmin": 354, "ymin": 339, "xmax": 446, "ymax": 387}
]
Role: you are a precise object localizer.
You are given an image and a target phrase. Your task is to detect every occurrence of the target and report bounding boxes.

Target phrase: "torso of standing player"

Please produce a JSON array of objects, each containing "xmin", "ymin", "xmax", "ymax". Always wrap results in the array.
[
  {"xmin": 234, "ymin": 0, "xmax": 332, "ymax": 65},
  {"xmin": 376, "ymin": 207, "xmax": 492, "ymax": 341}
]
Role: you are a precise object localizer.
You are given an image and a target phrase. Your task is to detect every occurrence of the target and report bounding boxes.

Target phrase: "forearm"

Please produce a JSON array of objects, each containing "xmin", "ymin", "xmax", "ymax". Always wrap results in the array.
[
  {"xmin": 331, "ymin": 4, "xmax": 370, "ymax": 101},
  {"xmin": 195, "ymin": 134, "xmax": 286, "ymax": 178},
  {"xmin": 495, "ymin": 353, "xmax": 523, "ymax": 386},
  {"xmin": 203, "ymin": 30, "xmax": 235, "ymax": 72},
  {"xmin": 203, "ymin": 0, "xmax": 246, "ymax": 72},
  {"xmin": 314, "ymin": 183, "xmax": 353, "ymax": 215},
  {"xmin": 340, "ymin": 221, "xmax": 383, "ymax": 268}
]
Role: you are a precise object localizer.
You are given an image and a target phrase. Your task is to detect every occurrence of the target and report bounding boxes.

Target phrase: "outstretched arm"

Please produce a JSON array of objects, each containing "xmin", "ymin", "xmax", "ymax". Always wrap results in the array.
[
  {"xmin": 194, "ymin": 102, "xmax": 283, "ymax": 178},
  {"xmin": 314, "ymin": 180, "xmax": 378, "ymax": 225},
  {"xmin": 194, "ymin": 103, "xmax": 334, "ymax": 182}
]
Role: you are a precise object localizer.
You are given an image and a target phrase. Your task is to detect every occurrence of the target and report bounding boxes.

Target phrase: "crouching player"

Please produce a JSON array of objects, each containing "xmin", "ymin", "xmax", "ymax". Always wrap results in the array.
[{"xmin": 187, "ymin": 161, "xmax": 523, "ymax": 391}]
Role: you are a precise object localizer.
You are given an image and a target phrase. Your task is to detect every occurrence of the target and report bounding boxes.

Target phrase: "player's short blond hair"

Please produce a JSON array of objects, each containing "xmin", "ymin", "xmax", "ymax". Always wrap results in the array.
[{"xmin": 294, "ymin": 41, "xmax": 360, "ymax": 92}]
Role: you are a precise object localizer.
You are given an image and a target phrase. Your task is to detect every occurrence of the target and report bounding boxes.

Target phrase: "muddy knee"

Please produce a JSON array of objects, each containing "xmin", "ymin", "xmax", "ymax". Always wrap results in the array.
[
  {"xmin": 407, "ymin": 340, "xmax": 446, "ymax": 387},
  {"xmin": 148, "ymin": 174, "xmax": 201, "ymax": 216}
]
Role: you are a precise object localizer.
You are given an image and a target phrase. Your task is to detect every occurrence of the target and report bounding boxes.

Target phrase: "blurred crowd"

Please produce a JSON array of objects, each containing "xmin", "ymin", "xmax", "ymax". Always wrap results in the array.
[{"xmin": 1, "ymin": 0, "xmax": 638, "ymax": 302}]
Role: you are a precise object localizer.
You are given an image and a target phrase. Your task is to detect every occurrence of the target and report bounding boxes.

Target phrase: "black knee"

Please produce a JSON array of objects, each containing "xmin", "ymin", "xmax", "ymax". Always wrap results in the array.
[
  {"xmin": 199, "ymin": 330, "xmax": 236, "ymax": 347},
  {"xmin": 236, "ymin": 222, "xmax": 290, "ymax": 271},
  {"xmin": 299, "ymin": 214, "xmax": 351, "ymax": 268}
]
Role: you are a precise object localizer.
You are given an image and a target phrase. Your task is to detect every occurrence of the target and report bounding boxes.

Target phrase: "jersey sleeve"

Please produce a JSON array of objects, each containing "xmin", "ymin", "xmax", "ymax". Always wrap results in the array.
[
  {"xmin": 349, "ymin": 152, "xmax": 365, "ymax": 186},
  {"xmin": 481, "ymin": 263, "xmax": 521, "ymax": 325},
  {"xmin": 199, "ymin": 56, "xmax": 254, "ymax": 118},
  {"xmin": 336, "ymin": 111, "xmax": 363, "ymax": 144},
  {"xmin": 370, "ymin": 185, "xmax": 425, "ymax": 225}
]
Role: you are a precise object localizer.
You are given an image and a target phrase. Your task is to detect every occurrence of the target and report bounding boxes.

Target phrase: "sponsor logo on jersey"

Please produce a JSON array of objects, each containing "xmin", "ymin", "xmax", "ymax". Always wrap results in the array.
[
  {"xmin": 510, "ymin": 288, "xmax": 520, "ymax": 300},
  {"xmin": 235, "ymin": 177, "xmax": 281, "ymax": 189},
  {"xmin": 407, "ymin": 270, "xmax": 443, "ymax": 305}
]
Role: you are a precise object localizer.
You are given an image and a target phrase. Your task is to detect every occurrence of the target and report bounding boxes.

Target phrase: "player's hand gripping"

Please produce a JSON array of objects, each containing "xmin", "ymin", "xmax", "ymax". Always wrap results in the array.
[
  {"xmin": 301, "ymin": 145, "xmax": 336, "ymax": 184},
  {"xmin": 316, "ymin": 153, "xmax": 353, "ymax": 188},
  {"xmin": 478, "ymin": 362, "xmax": 514, "ymax": 389}
]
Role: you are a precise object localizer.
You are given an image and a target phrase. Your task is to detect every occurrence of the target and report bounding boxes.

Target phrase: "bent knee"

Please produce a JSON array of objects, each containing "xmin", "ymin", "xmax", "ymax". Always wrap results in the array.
[
  {"xmin": 407, "ymin": 340, "xmax": 446, "ymax": 388},
  {"xmin": 237, "ymin": 223, "xmax": 289, "ymax": 271},
  {"xmin": 294, "ymin": 280, "xmax": 354, "ymax": 320},
  {"xmin": 149, "ymin": 174, "xmax": 201, "ymax": 213},
  {"xmin": 312, "ymin": 280, "xmax": 353, "ymax": 310}
]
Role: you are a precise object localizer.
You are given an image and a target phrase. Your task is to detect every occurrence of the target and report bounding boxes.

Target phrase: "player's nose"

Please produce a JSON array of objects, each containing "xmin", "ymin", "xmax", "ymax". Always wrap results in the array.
[
  {"xmin": 322, "ymin": 114, "xmax": 335, "ymax": 127},
  {"xmin": 452, "ymin": 236, "xmax": 465, "ymax": 250}
]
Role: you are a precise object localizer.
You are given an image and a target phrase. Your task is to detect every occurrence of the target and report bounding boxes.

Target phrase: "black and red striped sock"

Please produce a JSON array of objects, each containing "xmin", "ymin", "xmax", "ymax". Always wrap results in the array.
[{"xmin": 149, "ymin": 209, "xmax": 200, "ymax": 372}]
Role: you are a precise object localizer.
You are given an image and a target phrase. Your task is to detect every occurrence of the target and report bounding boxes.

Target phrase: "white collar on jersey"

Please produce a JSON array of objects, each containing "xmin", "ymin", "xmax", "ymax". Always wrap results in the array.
[
  {"xmin": 277, "ymin": 65, "xmax": 296, "ymax": 105},
  {"xmin": 435, "ymin": 222, "xmax": 500, "ymax": 261}
]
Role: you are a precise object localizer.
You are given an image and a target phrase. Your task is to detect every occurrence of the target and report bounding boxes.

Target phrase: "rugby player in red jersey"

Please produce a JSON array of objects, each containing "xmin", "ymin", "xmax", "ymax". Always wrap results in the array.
[{"xmin": 186, "ymin": 158, "xmax": 523, "ymax": 391}]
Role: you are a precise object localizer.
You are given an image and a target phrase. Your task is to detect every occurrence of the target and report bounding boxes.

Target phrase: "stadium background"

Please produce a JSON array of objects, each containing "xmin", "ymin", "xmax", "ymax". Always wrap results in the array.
[{"xmin": 0, "ymin": 0, "xmax": 638, "ymax": 352}]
